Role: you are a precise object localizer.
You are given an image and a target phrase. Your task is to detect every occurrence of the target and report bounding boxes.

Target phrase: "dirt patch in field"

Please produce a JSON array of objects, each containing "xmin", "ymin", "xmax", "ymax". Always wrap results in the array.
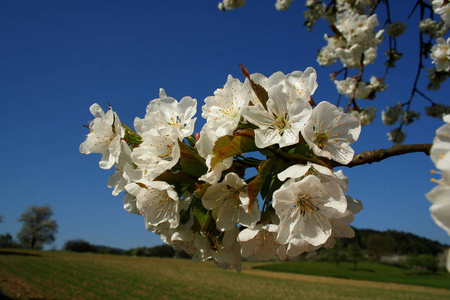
[
  {"xmin": 0, "ymin": 267, "xmax": 45, "ymax": 300},
  {"xmin": 244, "ymin": 269, "xmax": 450, "ymax": 296}
]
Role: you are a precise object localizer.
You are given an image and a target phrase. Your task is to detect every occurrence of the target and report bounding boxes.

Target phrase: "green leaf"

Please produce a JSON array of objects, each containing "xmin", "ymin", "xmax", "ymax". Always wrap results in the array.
[
  {"xmin": 247, "ymin": 156, "xmax": 278, "ymax": 209},
  {"xmin": 240, "ymin": 64, "xmax": 269, "ymax": 110},
  {"xmin": 210, "ymin": 129, "xmax": 258, "ymax": 170},
  {"xmin": 154, "ymin": 171, "xmax": 196, "ymax": 195},
  {"xmin": 121, "ymin": 123, "xmax": 142, "ymax": 149},
  {"xmin": 192, "ymin": 197, "xmax": 219, "ymax": 251},
  {"xmin": 178, "ymin": 140, "xmax": 208, "ymax": 178}
]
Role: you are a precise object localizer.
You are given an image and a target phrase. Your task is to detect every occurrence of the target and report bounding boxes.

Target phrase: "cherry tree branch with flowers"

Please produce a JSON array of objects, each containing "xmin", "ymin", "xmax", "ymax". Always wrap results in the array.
[{"xmin": 79, "ymin": 0, "xmax": 450, "ymax": 272}]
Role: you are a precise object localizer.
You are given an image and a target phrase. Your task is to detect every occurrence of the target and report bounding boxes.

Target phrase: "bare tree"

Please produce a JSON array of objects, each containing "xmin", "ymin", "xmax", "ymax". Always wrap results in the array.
[{"xmin": 17, "ymin": 205, "xmax": 58, "ymax": 250}]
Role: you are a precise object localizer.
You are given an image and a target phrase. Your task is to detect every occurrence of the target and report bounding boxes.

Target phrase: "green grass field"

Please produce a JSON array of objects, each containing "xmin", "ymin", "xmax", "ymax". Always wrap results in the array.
[
  {"xmin": 1, "ymin": 249, "xmax": 450, "ymax": 300},
  {"xmin": 254, "ymin": 261, "xmax": 450, "ymax": 290}
]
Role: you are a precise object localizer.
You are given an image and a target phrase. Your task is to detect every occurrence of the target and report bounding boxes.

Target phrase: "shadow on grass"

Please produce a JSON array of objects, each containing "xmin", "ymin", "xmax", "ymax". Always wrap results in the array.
[
  {"xmin": 347, "ymin": 268, "xmax": 375, "ymax": 273},
  {"xmin": 0, "ymin": 250, "xmax": 42, "ymax": 257},
  {"xmin": 0, "ymin": 290, "xmax": 14, "ymax": 300}
]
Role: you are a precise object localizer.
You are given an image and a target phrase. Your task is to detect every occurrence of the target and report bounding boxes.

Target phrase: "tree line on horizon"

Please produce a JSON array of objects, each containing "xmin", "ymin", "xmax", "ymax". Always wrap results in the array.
[
  {"xmin": 57, "ymin": 228, "xmax": 448, "ymax": 272},
  {"xmin": 1, "ymin": 204, "xmax": 447, "ymax": 272}
]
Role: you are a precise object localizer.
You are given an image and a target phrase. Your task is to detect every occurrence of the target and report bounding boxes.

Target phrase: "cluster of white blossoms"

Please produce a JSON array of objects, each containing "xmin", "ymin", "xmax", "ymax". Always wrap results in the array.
[
  {"xmin": 426, "ymin": 114, "xmax": 450, "ymax": 271},
  {"xmin": 80, "ymin": 67, "xmax": 363, "ymax": 271},
  {"xmin": 429, "ymin": 1, "xmax": 450, "ymax": 72},
  {"xmin": 217, "ymin": 1, "xmax": 450, "ymax": 141},
  {"xmin": 318, "ymin": 10, "xmax": 383, "ymax": 69},
  {"xmin": 381, "ymin": 102, "xmax": 421, "ymax": 144},
  {"xmin": 218, "ymin": 0, "xmax": 295, "ymax": 11}
]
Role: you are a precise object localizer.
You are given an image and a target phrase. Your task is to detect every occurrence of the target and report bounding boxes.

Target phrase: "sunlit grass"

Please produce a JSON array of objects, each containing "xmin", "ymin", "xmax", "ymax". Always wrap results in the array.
[
  {"xmin": 1, "ymin": 249, "xmax": 449, "ymax": 300},
  {"xmin": 253, "ymin": 260, "xmax": 450, "ymax": 290}
]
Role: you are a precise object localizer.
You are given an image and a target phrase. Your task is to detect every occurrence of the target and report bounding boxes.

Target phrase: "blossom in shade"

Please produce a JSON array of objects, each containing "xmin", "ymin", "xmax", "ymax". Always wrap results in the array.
[
  {"xmin": 202, "ymin": 172, "xmax": 260, "ymax": 231},
  {"xmin": 431, "ymin": 37, "xmax": 450, "ymax": 72},
  {"xmin": 237, "ymin": 224, "xmax": 282, "ymax": 261},
  {"xmin": 387, "ymin": 128, "xmax": 406, "ymax": 144},
  {"xmin": 131, "ymin": 132, "xmax": 181, "ymax": 181},
  {"xmin": 127, "ymin": 181, "xmax": 180, "ymax": 229}
]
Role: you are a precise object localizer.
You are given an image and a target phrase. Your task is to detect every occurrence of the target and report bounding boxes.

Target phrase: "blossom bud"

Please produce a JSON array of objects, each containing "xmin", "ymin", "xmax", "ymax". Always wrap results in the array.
[
  {"xmin": 387, "ymin": 128, "xmax": 406, "ymax": 144},
  {"xmin": 386, "ymin": 21, "xmax": 407, "ymax": 38},
  {"xmin": 382, "ymin": 102, "xmax": 403, "ymax": 126}
]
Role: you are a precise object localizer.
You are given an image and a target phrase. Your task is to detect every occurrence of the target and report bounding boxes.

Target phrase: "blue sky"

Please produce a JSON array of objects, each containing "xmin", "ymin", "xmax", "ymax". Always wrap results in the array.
[{"xmin": 1, "ymin": 0, "xmax": 448, "ymax": 250}]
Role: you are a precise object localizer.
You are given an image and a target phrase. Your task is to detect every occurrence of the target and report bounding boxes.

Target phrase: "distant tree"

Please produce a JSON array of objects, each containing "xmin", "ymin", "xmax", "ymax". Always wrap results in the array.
[
  {"xmin": 367, "ymin": 234, "xmax": 396, "ymax": 262},
  {"xmin": 63, "ymin": 239, "xmax": 96, "ymax": 253},
  {"xmin": 0, "ymin": 233, "xmax": 13, "ymax": 248},
  {"xmin": 17, "ymin": 204, "xmax": 58, "ymax": 250},
  {"xmin": 347, "ymin": 242, "xmax": 363, "ymax": 270},
  {"xmin": 328, "ymin": 240, "xmax": 346, "ymax": 267},
  {"xmin": 406, "ymin": 254, "xmax": 440, "ymax": 273}
]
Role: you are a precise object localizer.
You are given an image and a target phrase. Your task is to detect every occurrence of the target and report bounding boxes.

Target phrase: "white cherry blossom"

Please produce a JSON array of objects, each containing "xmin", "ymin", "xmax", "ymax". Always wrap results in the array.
[
  {"xmin": 426, "ymin": 184, "xmax": 450, "ymax": 236},
  {"xmin": 202, "ymin": 75, "xmax": 250, "ymax": 137},
  {"xmin": 129, "ymin": 181, "xmax": 180, "ymax": 229},
  {"xmin": 243, "ymin": 84, "xmax": 312, "ymax": 148},
  {"xmin": 273, "ymin": 175, "xmax": 347, "ymax": 246},
  {"xmin": 237, "ymin": 224, "xmax": 282, "ymax": 261},
  {"xmin": 202, "ymin": 172, "xmax": 260, "ymax": 231},
  {"xmin": 79, "ymin": 103, "xmax": 128, "ymax": 169},
  {"xmin": 431, "ymin": 37, "xmax": 450, "ymax": 72},
  {"xmin": 135, "ymin": 89, "xmax": 197, "ymax": 139},
  {"xmin": 132, "ymin": 132, "xmax": 181, "ymax": 181},
  {"xmin": 302, "ymin": 101, "xmax": 361, "ymax": 164}
]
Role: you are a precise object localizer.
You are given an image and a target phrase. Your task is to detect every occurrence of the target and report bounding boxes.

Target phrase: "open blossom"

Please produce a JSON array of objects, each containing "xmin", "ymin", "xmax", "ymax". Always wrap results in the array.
[
  {"xmin": 385, "ymin": 21, "xmax": 407, "ymax": 37},
  {"xmin": 80, "ymin": 103, "xmax": 128, "ymax": 169},
  {"xmin": 350, "ymin": 106, "xmax": 378, "ymax": 126},
  {"xmin": 243, "ymin": 84, "xmax": 312, "ymax": 148},
  {"xmin": 202, "ymin": 172, "xmax": 260, "ymax": 231},
  {"xmin": 387, "ymin": 128, "xmax": 406, "ymax": 144},
  {"xmin": 335, "ymin": 77, "xmax": 372, "ymax": 99},
  {"xmin": 218, "ymin": 0, "xmax": 245, "ymax": 11},
  {"xmin": 382, "ymin": 102, "xmax": 403, "ymax": 126},
  {"xmin": 202, "ymin": 75, "xmax": 250, "ymax": 137},
  {"xmin": 273, "ymin": 175, "xmax": 347, "ymax": 246},
  {"xmin": 432, "ymin": 0, "xmax": 450, "ymax": 29},
  {"xmin": 324, "ymin": 195, "xmax": 363, "ymax": 249},
  {"xmin": 127, "ymin": 180, "xmax": 180, "ymax": 229},
  {"xmin": 431, "ymin": 37, "xmax": 450, "ymax": 72},
  {"xmin": 431, "ymin": 115, "xmax": 450, "ymax": 179},
  {"xmin": 302, "ymin": 101, "xmax": 361, "ymax": 165},
  {"xmin": 134, "ymin": 89, "xmax": 197, "ymax": 139},
  {"xmin": 132, "ymin": 132, "xmax": 181, "ymax": 181},
  {"xmin": 278, "ymin": 163, "xmax": 349, "ymax": 194},
  {"xmin": 427, "ymin": 115, "xmax": 450, "ymax": 239},
  {"xmin": 275, "ymin": 0, "xmax": 294, "ymax": 11},
  {"xmin": 237, "ymin": 224, "xmax": 283, "ymax": 261},
  {"xmin": 426, "ymin": 185, "xmax": 450, "ymax": 235}
]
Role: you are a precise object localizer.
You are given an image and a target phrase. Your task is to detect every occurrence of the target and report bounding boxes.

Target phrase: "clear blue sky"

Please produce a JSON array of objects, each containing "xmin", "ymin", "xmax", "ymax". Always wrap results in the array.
[{"xmin": 1, "ymin": 0, "xmax": 448, "ymax": 250}]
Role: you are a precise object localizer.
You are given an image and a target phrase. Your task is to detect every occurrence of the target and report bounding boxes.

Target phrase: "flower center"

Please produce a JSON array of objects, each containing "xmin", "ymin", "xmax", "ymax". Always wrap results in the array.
[
  {"xmin": 295, "ymin": 194, "xmax": 319, "ymax": 216},
  {"xmin": 313, "ymin": 130, "xmax": 330, "ymax": 149},
  {"xmin": 271, "ymin": 113, "xmax": 290, "ymax": 132}
]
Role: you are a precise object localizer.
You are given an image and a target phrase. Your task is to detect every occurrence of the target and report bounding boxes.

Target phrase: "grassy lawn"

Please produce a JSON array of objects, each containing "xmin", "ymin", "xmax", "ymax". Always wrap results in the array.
[
  {"xmin": 253, "ymin": 260, "xmax": 450, "ymax": 290},
  {"xmin": 0, "ymin": 249, "xmax": 449, "ymax": 300}
]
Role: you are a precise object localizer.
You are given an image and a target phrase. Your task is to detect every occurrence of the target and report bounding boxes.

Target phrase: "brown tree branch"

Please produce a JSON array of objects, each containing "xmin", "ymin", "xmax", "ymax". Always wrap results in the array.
[{"xmin": 332, "ymin": 143, "xmax": 432, "ymax": 168}]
